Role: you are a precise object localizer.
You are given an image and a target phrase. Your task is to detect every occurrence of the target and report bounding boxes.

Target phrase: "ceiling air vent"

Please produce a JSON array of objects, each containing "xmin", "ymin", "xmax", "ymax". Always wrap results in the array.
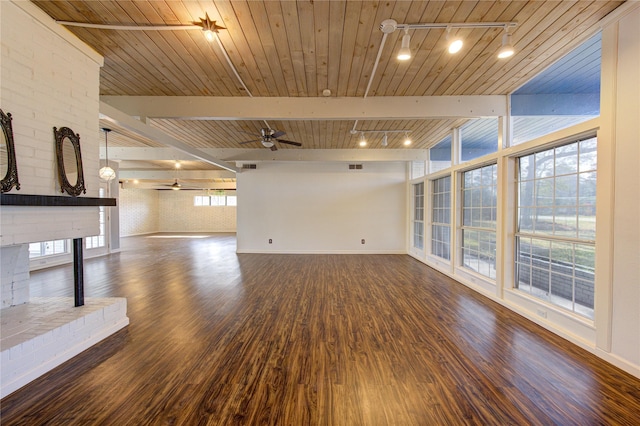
[
  {"xmin": 242, "ymin": 164, "xmax": 257, "ymax": 169},
  {"xmin": 348, "ymin": 164, "xmax": 363, "ymax": 170}
]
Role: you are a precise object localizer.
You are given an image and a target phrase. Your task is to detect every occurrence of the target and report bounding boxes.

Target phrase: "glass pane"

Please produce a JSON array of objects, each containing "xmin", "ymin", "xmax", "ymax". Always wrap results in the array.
[
  {"xmin": 578, "ymin": 207, "xmax": 596, "ymax": 240},
  {"xmin": 554, "ymin": 207, "xmax": 577, "ymax": 237},
  {"xmin": 430, "ymin": 136, "xmax": 451, "ymax": 172},
  {"xmin": 578, "ymin": 172, "xmax": 597, "ymax": 206},
  {"xmin": 555, "ymin": 142, "xmax": 579, "ymax": 175},
  {"xmin": 579, "ymin": 138, "xmax": 598, "ymax": 172},
  {"xmin": 460, "ymin": 118, "xmax": 498, "ymax": 162},
  {"xmin": 555, "ymin": 175, "xmax": 577, "ymax": 206},
  {"xmin": 535, "ymin": 150, "xmax": 555, "ymax": 179},
  {"xmin": 535, "ymin": 179, "xmax": 554, "ymax": 206}
]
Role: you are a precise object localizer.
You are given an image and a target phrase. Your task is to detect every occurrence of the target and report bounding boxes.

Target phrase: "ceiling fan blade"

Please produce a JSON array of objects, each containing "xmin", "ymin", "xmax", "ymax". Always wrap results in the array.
[
  {"xmin": 271, "ymin": 130, "xmax": 286, "ymax": 138},
  {"xmin": 276, "ymin": 139, "xmax": 302, "ymax": 147},
  {"xmin": 270, "ymin": 145, "xmax": 278, "ymax": 151},
  {"xmin": 238, "ymin": 140, "xmax": 259, "ymax": 144}
]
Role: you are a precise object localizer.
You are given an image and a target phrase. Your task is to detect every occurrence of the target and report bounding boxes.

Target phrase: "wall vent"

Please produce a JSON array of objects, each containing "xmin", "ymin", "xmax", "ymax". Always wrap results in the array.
[
  {"xmin": 242, "ymin": 164, "xmax": 257, "ymax": 169},
  {"xmin": 348, "ymin": 164, "xmax": 363, "ymax": 170}
]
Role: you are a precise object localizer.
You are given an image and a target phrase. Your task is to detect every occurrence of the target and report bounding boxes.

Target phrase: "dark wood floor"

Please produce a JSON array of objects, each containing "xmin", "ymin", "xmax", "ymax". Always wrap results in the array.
[{"xmin": 1, "ymin": 234, "xmax": 639, "ymax": 425}]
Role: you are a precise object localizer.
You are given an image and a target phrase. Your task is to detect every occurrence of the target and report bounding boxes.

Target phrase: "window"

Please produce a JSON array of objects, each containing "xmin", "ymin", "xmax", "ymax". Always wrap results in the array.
[
  {"xmin": 431, "ymin": 176, "xmax": 451, "ymax": 260},
  {"xmin": 511, "ymin": 34, "xmax": 601, "ymax": 146},
  {"xmin": 194, "ymin": 194, "xmax": 237, "ymax": 206},
  {"xmin": 413, "ymin": 182, "xmax": 424, "ymax": 250},
  {"xmin": 86, "ymin": 188, "xmax": 106, "ymax": 249},
  {"xmin": 461, "ymin": 164, "xmax": 498, "ymax": 279},
  {"xmin": 515, "ymin": 137, "xmax": 596, "ymax": 318},
  {"xmin": 460, "ymin": 118, "xmax": 498, "ymax": 162},
  {"xmin": 29, "ymin": 239, "xmax": 70, "ymax": 258},
  {"xmin": 430, "ymin": 135, "xmax": 451, "ymax": 173}
]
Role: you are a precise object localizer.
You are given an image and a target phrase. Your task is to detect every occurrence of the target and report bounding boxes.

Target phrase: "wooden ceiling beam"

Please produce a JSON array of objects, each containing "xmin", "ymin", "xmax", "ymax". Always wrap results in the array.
[
  {"xmin": 100, "ymin": 95, "xmax": 507, "ymax": 120},
  {"xmin": 105, "ymin": 147, "xmax": 427, "ymax": 162},
  {"xmin": 99, "ymin": 101, "xmax": 240, "ymax": 173}
]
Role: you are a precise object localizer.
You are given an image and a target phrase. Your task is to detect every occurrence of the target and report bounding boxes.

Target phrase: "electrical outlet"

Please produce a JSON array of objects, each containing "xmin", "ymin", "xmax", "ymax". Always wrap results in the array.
[
  {"xmin": 268, "ymin": 239, "xmax": 272, "ymax": 244},
  {"xmin": 361, "ymin": 239, "xmax": 365, "ymax": 244}
]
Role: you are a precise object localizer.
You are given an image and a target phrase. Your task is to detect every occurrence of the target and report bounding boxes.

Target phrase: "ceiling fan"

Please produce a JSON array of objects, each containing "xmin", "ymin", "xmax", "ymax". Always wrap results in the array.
[
  {"xmin": 159, "ymin": 178, "xmax": 203, "ymax": 190},
  {"xmin": 239, "ymin": 128, "xmax": 302, "ymax": 151}
]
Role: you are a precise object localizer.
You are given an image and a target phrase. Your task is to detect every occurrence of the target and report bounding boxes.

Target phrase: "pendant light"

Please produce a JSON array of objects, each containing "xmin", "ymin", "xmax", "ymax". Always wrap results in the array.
[{"xmin": 99, "ymin": 128, "xmax": 116, "ymax": 181}]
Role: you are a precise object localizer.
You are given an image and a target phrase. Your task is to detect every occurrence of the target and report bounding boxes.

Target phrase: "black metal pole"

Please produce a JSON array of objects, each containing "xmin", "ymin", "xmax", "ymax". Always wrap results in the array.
[{"xmin": 73, "ymin": 238, "xmax": 84, "ymax": 307}]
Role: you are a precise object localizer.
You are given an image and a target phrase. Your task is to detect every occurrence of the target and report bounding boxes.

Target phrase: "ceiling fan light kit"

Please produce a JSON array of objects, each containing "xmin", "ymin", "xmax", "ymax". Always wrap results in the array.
[{"xmin": 238, "ymin": 128, "xmax": 302, "ymax": 151}]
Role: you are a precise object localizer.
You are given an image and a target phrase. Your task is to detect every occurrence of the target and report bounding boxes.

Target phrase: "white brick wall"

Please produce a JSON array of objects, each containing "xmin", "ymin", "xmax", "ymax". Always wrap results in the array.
[
  {"xmin": 0, "ymin": 1, "xmax": 104, "ymax": 306},
  {"xmin": 119, "ymin": 188, "xmax": 160, "ymax": 236},
  {"xmin": 158, "ymin": 190, "xmax": 237, "ymax": 232},
  {"xmin": 118, "ymin": 188, "xmax": 237, "ymax": 235},
  {"xmin": 0, "ymin": 297, "xmax": 129, "ymax": 397},
  {"xmin": 0, "ymin": 245, "xmax": 30, "ymax": 309}
]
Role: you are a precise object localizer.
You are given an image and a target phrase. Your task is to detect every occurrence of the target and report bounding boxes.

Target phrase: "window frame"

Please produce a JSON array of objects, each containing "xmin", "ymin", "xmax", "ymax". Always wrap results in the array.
[
  {"xmin": 458, "ymin": 162, "xmax": 499, "ymax": 281},
  {"xmin": 513, "ymin": 135, "xmax": 598, "ymax": 319},
  {"xmin": 430, "ymin": 175, "xmax": 452, "ymax": 261}
]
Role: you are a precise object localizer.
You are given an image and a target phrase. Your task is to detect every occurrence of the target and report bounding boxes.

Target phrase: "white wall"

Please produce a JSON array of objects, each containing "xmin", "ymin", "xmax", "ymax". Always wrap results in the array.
[
  {"xmin": 158, "ymin": 190, "xmax": 236, "ymax": 232},
  {"xmin": 608, "ymin": 8, "xmax": 640, "ymax": 370},
  {"xmin": 236, "ymin": 162, "xmax": 406, "ymax": 253},
  {"xmin": 119, "ymin": 188, "xmax": 159, "ymax": 236},
  {"xmin": 0, "ymin": 1, "xmax": 103, "ymax": 306}
]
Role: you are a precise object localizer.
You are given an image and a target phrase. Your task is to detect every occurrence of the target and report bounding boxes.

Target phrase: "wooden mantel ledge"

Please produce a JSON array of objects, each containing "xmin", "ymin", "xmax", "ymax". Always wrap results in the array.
[{"xmin": 0, "ymin": 194, "xmax": 116, "ymax": 207}]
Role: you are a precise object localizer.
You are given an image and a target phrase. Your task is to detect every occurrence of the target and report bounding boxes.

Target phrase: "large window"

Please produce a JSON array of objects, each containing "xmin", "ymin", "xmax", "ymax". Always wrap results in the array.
[
  {"xmin": 515, "ymin": 137, "xmax": 597, "ymax": 318},
  {"xmin": 461, "ymin": 164, "xmax": 498, "ymax": 279},
  {"xmin": 413, "ymin": 182, "xmax": 424, "ymax": 250},
  {"xmin": 431, "ymin": 176, "xmax": 451, "ymax": 260}
]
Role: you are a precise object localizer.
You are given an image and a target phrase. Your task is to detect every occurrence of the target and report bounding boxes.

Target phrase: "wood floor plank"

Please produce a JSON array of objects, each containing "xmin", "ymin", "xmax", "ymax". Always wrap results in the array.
[{"xmin": 1, "ymin": 233, "xmax": 639, "ymax": 425}]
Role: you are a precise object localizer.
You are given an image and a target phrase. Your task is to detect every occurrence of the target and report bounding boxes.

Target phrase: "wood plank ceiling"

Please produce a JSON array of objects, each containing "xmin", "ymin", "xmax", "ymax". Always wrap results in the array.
[{"xmin": 30, "ymin": 1, "xmax": 625, "ymax": 183}]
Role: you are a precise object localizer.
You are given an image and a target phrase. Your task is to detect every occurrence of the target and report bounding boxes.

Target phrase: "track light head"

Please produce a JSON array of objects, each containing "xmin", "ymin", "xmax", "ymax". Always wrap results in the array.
[
  {"xmin": 403, "ymin": 132, "xmax": 412, "ymax": 146},
  {"xmin": 497, "ymin": 30, "xmax": 514, "ymax": 59},
  {"xmin": 359, "ymin": 132, "xmax": 367, "ymax": 147},
  {"xmin": 397, "ymin": 29, "xmax": 411, "ymax": 61},
  {"xmin": 446, "ymin": 28, "xmax": 463, "ymax": 54}
]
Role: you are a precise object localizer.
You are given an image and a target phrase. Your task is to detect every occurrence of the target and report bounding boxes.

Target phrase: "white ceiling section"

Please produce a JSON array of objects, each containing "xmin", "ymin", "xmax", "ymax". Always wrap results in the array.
[{"xmin": 30, "ymin": 1, "xmax": 626, "ymax": 188}]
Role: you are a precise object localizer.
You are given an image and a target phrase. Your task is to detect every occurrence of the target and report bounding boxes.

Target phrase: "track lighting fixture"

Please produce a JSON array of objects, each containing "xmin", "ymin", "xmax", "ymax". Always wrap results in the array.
[
  {"xmin": 99, "ymin": 128, "xmax": 116, "ymax": 182},
  {"xmin": 381, "ymin": 19, "xmax": 517, "ymax": 61},
  {"xmin": 353, "ymin": 129, "xmax": 412, "ymax": 148},
  {"xmin": 397, "ymin": 29, "xmax": 411, "ymax": 61},
  {"xmin": 497, "ymin": 28, "xmax": 515, "ymax": 59}
]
